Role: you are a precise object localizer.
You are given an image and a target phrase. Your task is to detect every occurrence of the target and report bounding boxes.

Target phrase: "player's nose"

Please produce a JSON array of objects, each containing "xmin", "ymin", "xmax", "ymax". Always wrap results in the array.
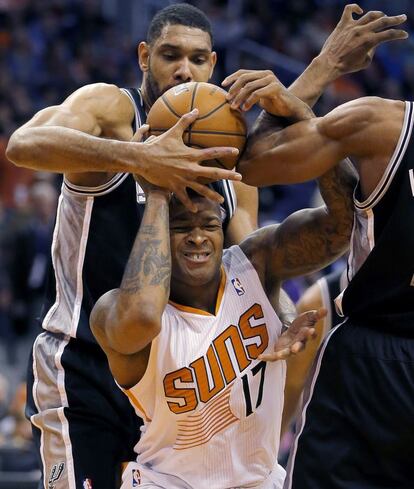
[
  {"xmin": 187, "ymin": 228, "xmax": 206, "ymax": 245},
  {"xmin": 174, "ymin": 58, "xmax": 193, "ymax": 82}
]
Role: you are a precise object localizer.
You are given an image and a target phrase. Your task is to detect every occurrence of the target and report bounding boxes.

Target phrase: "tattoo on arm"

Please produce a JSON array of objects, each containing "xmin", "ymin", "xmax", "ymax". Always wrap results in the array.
[
  {"xmin": 121, "ymin": 201, "xmax": 171, "ymax": 295},
  {"xmin": 270, "ymin": 160, "xmax": 356, "ymax": 277}
]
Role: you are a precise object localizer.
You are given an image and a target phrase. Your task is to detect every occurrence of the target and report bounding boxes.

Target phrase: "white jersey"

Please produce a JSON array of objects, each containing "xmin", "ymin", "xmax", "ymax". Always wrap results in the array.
[{"xmin": 122, "ymin": 246, "xmax": 286, "ymax": 489}]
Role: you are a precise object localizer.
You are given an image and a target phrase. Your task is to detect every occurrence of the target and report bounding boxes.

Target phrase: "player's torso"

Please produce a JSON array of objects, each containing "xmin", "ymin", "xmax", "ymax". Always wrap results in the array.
[
  {"xmin": 126, "ymin": 246, "xmax": 285, "ymax": 489},
  {"xmin": 337, "ymin": 101, "xmax": 414, "ymax": 331}
]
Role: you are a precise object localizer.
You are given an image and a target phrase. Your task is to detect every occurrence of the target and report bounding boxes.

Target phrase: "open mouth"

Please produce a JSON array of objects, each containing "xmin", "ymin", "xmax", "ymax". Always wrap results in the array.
[{"xmin": 183, "ymin": 252, "xmax": 211, "ymax": 263}]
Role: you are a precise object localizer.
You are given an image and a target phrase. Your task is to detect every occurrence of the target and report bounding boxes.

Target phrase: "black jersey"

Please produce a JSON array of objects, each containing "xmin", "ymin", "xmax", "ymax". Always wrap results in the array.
[
  {"xmin": 40, "ymin": 88, "xmax": 237, "ymax": 343},
  {"xmin": 336, "ymin": 101, "xmax": 414, "ymax": 334}
]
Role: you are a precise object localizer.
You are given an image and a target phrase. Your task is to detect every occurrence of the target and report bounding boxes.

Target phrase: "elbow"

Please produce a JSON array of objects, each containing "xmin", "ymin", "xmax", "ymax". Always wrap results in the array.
[
  {"xmin": 112, "ymin": 315, "xmax": 161, "ymax": 356},
  {"xmin": 91, "ymin": 296, "xmax": 162, "ymax": 355},
  {"xmin": 6, "ymin": 132, "xmax": 29, "ymax": 168}
]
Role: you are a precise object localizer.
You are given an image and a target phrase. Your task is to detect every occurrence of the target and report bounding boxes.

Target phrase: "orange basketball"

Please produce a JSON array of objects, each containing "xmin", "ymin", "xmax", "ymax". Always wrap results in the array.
[{"xmin": 147, "ymin": 82, "xmax": 247, "ymax": 170}]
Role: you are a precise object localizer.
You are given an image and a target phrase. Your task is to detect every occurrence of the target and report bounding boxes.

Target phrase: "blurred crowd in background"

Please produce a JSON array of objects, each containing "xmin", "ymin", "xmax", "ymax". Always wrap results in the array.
[{"xmin": 0, "ymin": 0, "xmax": 413, "ymax": 479}]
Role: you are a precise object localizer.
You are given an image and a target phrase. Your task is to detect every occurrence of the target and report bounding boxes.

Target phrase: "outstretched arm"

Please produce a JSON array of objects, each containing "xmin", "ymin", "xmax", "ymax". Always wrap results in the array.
[
  {"xmin": 237, "ymin": 96, "xmax": 404, "ymax": 187},
  {"xmin": 289, "ymin": 5, "xmax": 408, "ymax": 107},
  {"xmin": 223, "ymin": 7, "xmax": 407, "ymax": 112},
  {"xmin": 223, "ymin": 7, "xmax": 407, "ymax": 185},
  {"xmin": 90, "ymin": 183, "xmax": 171, "ymax": 388},
  {"xmin": 6, "ymin": 83, "xmax": 241, "ymax": 209}
]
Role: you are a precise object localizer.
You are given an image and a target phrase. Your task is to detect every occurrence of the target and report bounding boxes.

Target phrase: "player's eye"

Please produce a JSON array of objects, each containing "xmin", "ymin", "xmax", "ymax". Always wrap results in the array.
[
  {"xmin": 192, "ymin": 56, "xmax": 208, "ymax": 65},
  {"xmin": 162, "ymin": 52, "xmax": 178, "ymax": 61},
  {"xmin": 171, "ymin": 226, "xmax": 189, "ymax": 233}
]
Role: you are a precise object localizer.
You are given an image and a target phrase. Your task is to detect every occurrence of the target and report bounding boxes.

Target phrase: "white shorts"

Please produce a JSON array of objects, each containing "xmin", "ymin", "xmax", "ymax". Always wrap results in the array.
[{"xmin": 121, "ymin": 462, "xmax": 285, "ymax": 489}]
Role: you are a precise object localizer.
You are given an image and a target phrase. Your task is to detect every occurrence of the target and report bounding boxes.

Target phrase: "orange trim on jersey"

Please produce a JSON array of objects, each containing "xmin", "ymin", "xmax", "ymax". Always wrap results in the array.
[
  {"xmin": 168, "ymin": 267, "xmax": 226, "ymax": 316},
  {"xmin": 124, "ymin": 389, "xmax": 151, "ymax": 422},
  {"xmin": 173, "ymin": 384, "xmax": 238, "ymax": 449},
  {"xmin": 174, "ymin": 416, "xmax": 238, "ymax": 450}
]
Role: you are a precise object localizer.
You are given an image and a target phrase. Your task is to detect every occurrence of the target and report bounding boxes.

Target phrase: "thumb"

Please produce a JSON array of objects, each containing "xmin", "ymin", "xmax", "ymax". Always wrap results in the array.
[
  {"xmin": 131, "ymin": 124, "xmax": 150, "ymax": 142},
  {"xmin": 289, "ymin": 308, "xmax": 327, "ymax": 334},
  {"xmin": 341, "ymin": 3, "xmax": 363, "ymax": 22}
]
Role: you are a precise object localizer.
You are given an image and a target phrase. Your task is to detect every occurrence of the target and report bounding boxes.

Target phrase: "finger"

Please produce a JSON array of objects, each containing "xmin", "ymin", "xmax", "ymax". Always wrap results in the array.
[
  {"xmin": 363, "ymin": 14, "xmax": 407, "ymax": 33},
  {"xmin": 173, "ymin": 187, "xmax": 198, "ymax": 213},
  {"xmin": 290, "ymin": 341, "xmax": 306, "ymax": 355},
  {"xmin": 242, "ymin": 84, "xmax": 280, "ymax": 111},
  {"xmin": 192, "ymin": 164, "xmax": 242, "ymax": 182},
  {"xmin": 187, "ymin": 181, "xmax": 225, "ymax": 204},
  {"xmin": 258, "ymin": 349, "xmax": 291, "ymax": 362},
  {"xmin": 288, "ymin": 308, "xmax": 327, "ymax": 335},
  {"xmin": 194, "ymin": 146, "xmax": 240, "ymax": 163},
  {"xmin": 222, "ymin": 69, "xmax": 252, "ymax": 87},
  {"xmin": 230, "ymin": 76, "xmax": 275, "ymax": 109},
  {"xmin": 226, "ymin": 71, "xmax": 270, "ymax": 100},
  {"xmin": 131, "ymin": 124, "xmax": 150, "ymax": 142},
  {"xmin": 144, "ymin": 135, "xmax": 157, "ymax": 143},
  {"xmin": 356, "ymin": 10, "xmax": 384, "ymax": 26},
  {"xmin": 169, "ymin": 109, "xmax": 199, "ymax": 135},
  {"xmin": 339, "ymin": 3, "xmax": 363, "ymax": 23},
  {"xmin": 368, "ymin": 28, "xmax": 408, "ymax": 47}
]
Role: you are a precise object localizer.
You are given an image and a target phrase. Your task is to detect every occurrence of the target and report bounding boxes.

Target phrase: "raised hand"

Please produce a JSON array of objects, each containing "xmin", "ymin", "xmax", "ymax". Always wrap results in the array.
[
  {"xmin": 138, "ymin": 109, "xmax": 242, "ymax": 211},
  {"xmin": 319, "ymin": 4, "xmax": 408, "ymax": 77},
  {"xmin": 222, "ymin": 70, "xmax": 312, "ymax": 120},
  {"xmin": 258, "ymin": 309, "xmax": 327, "ymax": 361}
]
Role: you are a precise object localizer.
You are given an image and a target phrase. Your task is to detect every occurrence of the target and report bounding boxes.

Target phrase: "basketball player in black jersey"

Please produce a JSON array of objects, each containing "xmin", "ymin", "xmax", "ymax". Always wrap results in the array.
[
  {"xmin": 225, "ymin": 6, "xmax": 413, "ymax": 487},
  {"xmin": 5, "ymin": 3, "xmax": 407, "ymax": 488},
  {"xmin": 281, "ymin": 267, "xmax": 347, "ymax": 435}
]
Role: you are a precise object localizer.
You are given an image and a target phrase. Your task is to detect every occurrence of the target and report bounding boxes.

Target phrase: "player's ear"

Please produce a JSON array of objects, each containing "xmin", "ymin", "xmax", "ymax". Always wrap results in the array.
[
  {"xmin": 209, "ymin": 51, "xmax": 217, "ymax": 79},
  {"xmin": 138, "ymin": 42, "xmax": 150, "ymax": 72}
]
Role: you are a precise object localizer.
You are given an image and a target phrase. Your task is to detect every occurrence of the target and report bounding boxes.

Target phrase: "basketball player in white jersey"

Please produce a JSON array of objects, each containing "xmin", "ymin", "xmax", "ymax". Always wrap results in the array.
[{"xmin": 90, "ymin": 142, "xmax": 356, "ymax": 489}]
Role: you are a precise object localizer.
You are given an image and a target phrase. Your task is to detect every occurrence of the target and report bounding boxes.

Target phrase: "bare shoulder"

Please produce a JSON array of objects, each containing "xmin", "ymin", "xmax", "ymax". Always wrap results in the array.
[
  {"xmin": 63, "ymin": 83, "xmax": 135, "ymax": 124},
  {"xmin": 239, "ymin": 225, "xmax": 277, "ymax": 279},
  {"xmin": 23, "ymin": 82, "xmax": 134, "ymax": 136}
]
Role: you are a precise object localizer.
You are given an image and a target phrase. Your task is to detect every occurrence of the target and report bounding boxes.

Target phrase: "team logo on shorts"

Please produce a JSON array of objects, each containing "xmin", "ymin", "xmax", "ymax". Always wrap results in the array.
[
  {"xmin": 132, "ymin": 468, "xmax": 141, "ymax": 486},
  {"xmin": 48, "ymin": 462, "xmax": 65, "ymax": 489},
  {"xmin": 83, "ymin": 479, "xmax": 93, "ymax": 489},
  {"xmin": 231, "ymin": 277, "xmax": 245, "ymax": 296}
]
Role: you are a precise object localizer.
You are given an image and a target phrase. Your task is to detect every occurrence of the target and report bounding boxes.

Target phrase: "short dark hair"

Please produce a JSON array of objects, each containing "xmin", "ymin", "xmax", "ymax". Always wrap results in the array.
[{"xmin": 147, "ymin": 3, "xmax": 213, "ymax": 46}]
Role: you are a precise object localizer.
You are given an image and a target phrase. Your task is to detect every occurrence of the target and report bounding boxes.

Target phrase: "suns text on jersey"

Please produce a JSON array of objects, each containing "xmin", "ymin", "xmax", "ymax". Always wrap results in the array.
[{"xmin": 163, "ymin": 303, "xmax": 269, "ymax": 414}]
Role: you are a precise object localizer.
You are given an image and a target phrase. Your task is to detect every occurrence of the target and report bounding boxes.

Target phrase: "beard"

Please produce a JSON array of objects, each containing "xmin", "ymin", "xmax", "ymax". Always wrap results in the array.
[
  {"xmin": 143, "ymin": 68, "xmax": 162, "ymax": 109},
  {"xmin": 143, "ymin": 65, "xmax": 187, "ymax": 110}
]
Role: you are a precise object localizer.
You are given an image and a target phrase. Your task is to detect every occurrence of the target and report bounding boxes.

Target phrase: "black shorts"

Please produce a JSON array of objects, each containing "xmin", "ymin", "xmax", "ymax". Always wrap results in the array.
[
  {"xmin": 26, "ymin": 331, "xmax": 142, "ymax": 489},
  {"xmin": 284, "ymin": 319, "xmax": 414, "ymax": 489}
]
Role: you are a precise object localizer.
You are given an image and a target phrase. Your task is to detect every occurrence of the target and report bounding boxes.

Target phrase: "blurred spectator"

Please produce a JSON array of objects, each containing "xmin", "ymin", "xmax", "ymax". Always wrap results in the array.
[{"xmin": 9, "ymin": 180, "xmax": 57, "ymax": 341}]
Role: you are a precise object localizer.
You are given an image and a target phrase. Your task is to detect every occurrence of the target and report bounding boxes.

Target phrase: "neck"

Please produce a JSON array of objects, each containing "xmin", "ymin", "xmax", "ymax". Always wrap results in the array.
[{"xmin": 170, "ymin": 269, "xmax": 223, "ymax": 315}]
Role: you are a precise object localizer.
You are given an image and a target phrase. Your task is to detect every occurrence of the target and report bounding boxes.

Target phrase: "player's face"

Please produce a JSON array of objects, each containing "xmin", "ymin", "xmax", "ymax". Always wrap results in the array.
[
  {"xmin": 169, "ymin": 197, "xmax": 223, "ymax": 290},
  {"xmin": 139, "ymin": 24, "xmax": 217, "ymax": 107}
]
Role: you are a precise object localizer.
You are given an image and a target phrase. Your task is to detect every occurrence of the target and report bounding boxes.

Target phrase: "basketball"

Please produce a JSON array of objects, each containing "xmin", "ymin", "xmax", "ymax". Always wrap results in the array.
[{"xmin": 146, "ymin": 82, "xmax": 247, "ymax": 170}]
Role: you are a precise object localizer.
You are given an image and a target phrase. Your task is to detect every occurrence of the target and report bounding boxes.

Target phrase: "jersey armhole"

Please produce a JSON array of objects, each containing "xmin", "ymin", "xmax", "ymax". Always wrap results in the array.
[
  {"xmin": 63, "ymin": 172, "xmax": 128, "ymax": 196},
  {"xmin": 224, "ymin": 245, "xmax": 283, "ymax": 336},
  {"xmin": 118, "ymin": 333, "xmax": 161, "ymax": 397}
]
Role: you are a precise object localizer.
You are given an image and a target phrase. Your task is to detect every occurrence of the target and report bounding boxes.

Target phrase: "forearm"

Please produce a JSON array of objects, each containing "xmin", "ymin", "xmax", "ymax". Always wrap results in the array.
[
  {"xmin": 6, "ymin": 126, "xmax": 148, "ymax": 174},
  {"xmin": 239, "ymin": 117, "xmax": 343, "ymax": 186},
  {"xmin": 317, "ymin": 159, "xmax": 357, "ymax": 251},
  {"xmin": 92, "ymin": 191, "xmax": 171, "ymax": 355},
  {"xmin": 289, "ymin": 55, "xmax": 337, "ymax": 108}
]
